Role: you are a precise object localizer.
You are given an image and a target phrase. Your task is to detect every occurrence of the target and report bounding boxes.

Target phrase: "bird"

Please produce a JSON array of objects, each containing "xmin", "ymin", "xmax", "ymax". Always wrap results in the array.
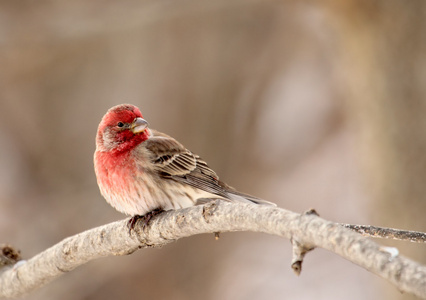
[{"xmin": 94, "ymin": 104, "xmax": 275, "ymax": 227}]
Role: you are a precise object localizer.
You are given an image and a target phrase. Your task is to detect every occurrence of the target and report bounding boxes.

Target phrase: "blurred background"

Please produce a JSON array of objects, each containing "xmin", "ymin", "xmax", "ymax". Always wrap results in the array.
[{"xmin": 1, "ymin": 1, "xmax": 426, "ymax": 299}]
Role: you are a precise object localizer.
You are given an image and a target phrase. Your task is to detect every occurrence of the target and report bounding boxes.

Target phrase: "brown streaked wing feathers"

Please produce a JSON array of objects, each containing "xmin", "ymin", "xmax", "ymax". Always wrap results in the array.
[{"xmin": 144, "ymin": 130, "xmax": 274, "ymax": 205}]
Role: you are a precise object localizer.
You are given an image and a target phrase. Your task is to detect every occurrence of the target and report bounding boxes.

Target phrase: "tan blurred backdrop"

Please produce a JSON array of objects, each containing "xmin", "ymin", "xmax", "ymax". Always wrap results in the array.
[{"xmin": 1, "ymin": 1, "xmax": 425, "ymax": 299}]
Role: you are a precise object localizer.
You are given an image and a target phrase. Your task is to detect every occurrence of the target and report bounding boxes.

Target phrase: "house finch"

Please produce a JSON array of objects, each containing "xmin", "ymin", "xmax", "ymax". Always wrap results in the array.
[{"xmin": 94, "ymin": 104, "xmax": 275, "ymax": 224}]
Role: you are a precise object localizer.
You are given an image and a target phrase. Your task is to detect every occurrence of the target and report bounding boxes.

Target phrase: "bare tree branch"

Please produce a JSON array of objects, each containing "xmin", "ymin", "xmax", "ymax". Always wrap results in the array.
[
  {"xmin": 1, "ymin": 200, "xmax": 425, "ymax": 299},
  {"xmin": 342, "ymin": 224, "xmax": 426, "ymax": 243}
]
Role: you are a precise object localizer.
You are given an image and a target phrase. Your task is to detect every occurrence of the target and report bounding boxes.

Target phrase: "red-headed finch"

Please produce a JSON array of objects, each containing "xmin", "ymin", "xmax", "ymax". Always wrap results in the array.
[{"xmin": 94, "ymin": 104, "xmax": 275, "ymax": 225}]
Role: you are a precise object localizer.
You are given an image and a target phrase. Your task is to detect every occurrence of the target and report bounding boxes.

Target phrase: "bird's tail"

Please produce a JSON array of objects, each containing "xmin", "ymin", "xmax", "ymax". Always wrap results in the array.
[{"xmin": 226, "ymin": 190, "xmax": 277, "ymax": 206}]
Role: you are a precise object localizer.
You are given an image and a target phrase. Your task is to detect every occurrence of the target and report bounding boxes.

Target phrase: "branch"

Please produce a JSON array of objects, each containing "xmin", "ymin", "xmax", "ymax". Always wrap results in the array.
[
  {"xmin": 1, "ymin": 200, "xmax": 425, "ymax": 298},
  {"xmin": 342, "ymin": 224, "xmax": 426, "ymax": 243}
]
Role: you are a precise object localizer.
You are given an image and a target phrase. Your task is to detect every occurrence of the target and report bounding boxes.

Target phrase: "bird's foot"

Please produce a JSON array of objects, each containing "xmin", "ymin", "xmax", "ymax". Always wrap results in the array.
[{"xmin": 127, "ymin": 208, "xmax": 165, "ymax": 234}]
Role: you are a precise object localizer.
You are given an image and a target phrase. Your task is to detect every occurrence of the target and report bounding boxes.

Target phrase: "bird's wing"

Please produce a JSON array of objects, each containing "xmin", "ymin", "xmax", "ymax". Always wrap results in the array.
[
  {"xmin": 142, "ymin": 130, "xmax": 200, "ymax": 175},
  {"xmin": 143, "ymin": 130, "xmax": 275, "ymax": 205}
]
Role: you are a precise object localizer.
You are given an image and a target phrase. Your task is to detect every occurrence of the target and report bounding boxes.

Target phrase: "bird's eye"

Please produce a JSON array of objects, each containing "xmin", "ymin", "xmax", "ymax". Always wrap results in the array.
[{"xmin": 117, "ymin": 122, "xmax": 124, "ymax": 128}]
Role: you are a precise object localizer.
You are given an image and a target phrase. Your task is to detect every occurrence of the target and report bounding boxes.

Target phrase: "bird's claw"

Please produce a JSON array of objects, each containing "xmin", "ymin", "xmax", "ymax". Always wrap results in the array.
[{"xmin": 127, "ymin": 208, "xmax": 165, "ymax": 234}]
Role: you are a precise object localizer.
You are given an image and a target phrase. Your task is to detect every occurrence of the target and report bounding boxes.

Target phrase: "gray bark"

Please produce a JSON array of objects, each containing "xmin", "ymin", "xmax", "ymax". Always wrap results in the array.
[{"xmin": 1, "ymin": 200, "xmax": 425, "ymax": 299}]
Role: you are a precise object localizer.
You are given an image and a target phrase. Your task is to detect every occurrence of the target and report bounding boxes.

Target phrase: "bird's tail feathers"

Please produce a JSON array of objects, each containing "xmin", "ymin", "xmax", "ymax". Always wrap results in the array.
[{"xmin": 226, "ymin": 191, "xmax": 276, "ymax": 206}]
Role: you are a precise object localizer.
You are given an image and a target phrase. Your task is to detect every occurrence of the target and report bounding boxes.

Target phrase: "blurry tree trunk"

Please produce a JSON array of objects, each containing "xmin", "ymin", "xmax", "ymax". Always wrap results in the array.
[{"xmin": 327, "ymin": 2, "xmax": 426, "ymax": 298}]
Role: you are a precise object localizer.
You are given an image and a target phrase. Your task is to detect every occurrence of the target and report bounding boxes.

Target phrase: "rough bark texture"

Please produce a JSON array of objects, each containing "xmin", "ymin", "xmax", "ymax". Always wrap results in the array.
[{"xmin": 0, "ymin": 201, "xmax": 425, "ymax": 299}]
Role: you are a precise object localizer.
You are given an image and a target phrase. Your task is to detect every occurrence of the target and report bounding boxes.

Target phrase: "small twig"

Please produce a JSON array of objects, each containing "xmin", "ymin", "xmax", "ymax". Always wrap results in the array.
[
  {"xmin": 342, "ymin": 224, "xmax": 426, "ymax": 243},
  {"xmin": 290, "ymin": 239, "xmax": 314, "ymax": 276},
  {"xmin": 290, "ymin": 209, "xmax": 318, "ymax": 275},
  {"xmin": 0, "ymin": 245, "xmax": 21, "ymax": 269}
]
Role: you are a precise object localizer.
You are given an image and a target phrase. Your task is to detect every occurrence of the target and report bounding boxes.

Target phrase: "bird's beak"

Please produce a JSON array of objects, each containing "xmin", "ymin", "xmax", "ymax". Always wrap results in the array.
[{"xmin": 131, "ymin": 117, "xmax": 149, "ymax": 134}]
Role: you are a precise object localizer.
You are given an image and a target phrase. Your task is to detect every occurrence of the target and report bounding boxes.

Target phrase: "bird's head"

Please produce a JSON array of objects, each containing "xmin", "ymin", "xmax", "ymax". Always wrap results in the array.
[{"xmin": 96, "ymin": 104, "xmax": 151, "ymax": 153}]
